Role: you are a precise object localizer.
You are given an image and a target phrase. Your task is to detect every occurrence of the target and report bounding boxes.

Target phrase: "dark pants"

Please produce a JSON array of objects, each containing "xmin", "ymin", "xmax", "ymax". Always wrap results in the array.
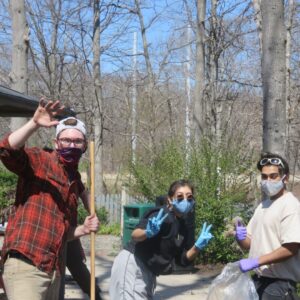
[
  {"xmin": 252, "ymin": 274, "xmax": 300, "ymax": 300},
  {"xmin": 60, "ymin": 239, "xmax": 102, "ymax": 300}
]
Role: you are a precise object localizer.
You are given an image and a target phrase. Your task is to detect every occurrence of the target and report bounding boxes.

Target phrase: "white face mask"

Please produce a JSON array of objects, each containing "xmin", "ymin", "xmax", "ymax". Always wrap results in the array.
[{"xmin": 261, "ymin": 175, "xmax": 286, "ymax": 197}]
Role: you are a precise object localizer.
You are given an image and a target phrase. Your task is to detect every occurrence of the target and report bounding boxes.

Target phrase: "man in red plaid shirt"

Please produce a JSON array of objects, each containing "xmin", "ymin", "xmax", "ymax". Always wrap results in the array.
[{"xmin": 0, "ymin": 99, "xmax": 99, "ymax": 300}]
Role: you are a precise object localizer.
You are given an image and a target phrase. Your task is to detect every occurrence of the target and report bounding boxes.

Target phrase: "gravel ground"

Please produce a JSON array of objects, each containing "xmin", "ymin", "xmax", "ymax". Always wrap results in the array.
[
  {"xmin": 0, "ymin": 235, "xmax": 122, "ymax": 300},
  {"xmin": 64, "ymin": 235, "xmax": 222, "ymax": 300},
  {"xmin": 80, "ymin": 234, "xmax": 122, "ymax": 256},
  {"xmin": 65, "ymin": 235, "xmax": 122, "ymax": 299},
  {"xmin": 0, "ymin": 235, "xmax": 221, "ymax": 299}
]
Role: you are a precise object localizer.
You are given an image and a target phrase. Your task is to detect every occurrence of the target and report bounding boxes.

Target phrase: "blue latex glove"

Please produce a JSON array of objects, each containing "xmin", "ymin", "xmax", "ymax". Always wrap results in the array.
[
  {"xmin": 235, "ymin": 220, "xmax": 247, "ymax": 241},
  {"xmin": 239, "ymin": 258, "xmax": 259, "ymax": 272},
  {"xmin": 145, "ymin": 208, "xmax": 168, "ymax": 238},
  {"xmin": 195, "ymin": 222, "xmax": 213, "ymax": 250}
]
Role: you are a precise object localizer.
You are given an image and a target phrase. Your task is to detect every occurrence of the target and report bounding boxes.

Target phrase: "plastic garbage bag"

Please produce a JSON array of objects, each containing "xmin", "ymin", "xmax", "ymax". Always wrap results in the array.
[{"xmin": 207, "ymin": 261, "xmax": 259, "ymax": 300}]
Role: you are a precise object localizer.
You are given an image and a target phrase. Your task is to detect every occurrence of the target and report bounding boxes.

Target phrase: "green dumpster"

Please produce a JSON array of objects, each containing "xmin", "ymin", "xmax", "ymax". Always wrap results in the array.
[{"xmin": 123, "ymin": 203, "xmax": 155, "ymax": 246}]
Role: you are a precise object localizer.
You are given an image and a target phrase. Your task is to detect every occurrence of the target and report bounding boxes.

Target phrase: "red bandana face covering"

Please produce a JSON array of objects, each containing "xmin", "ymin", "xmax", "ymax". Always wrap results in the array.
[{"xmin": 56, "ymin": 147, "xmax": 82, "ymax": 167}]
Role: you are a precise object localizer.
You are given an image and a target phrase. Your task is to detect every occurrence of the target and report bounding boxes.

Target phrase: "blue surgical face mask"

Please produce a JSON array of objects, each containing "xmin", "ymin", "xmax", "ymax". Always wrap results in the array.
[
  {"xmin": 172, "ymin": 199, "xmax": 195, "ymax": 215},
  {"xmin": 261, "ymin": 175, "xmax": 286, "ymax": 197}
]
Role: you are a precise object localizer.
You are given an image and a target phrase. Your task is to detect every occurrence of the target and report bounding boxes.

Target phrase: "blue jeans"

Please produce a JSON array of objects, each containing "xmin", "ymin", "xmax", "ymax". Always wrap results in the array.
[{"xmin": 252, "ymin": 274, "xmax": 300, "ymax": 300}]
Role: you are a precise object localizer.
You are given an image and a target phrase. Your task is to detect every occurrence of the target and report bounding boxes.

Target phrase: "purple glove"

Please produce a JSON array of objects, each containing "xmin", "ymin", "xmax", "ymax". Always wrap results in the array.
[
  {"xmin": 235, "ymin": 220, "xmax": 247, "ymax": 241},
  {"xmin": 239, "ymin": 258, "xmax": 259, "ymax": 272}
]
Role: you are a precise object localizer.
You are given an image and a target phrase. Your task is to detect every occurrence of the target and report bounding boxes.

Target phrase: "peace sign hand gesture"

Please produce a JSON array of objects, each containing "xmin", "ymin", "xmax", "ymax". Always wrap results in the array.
[
  {"xmin": 195, "ymin": 222, "xmax": 213, "ymax": 250},
  {"xmin": 145, "ymin": 208, "xmax": 168, "ymax": 238}
]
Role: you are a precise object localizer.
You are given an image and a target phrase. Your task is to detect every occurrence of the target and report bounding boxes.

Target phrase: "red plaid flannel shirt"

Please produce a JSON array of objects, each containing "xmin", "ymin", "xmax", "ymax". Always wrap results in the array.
[{"xmin": 0, "ymin": 135, "xmax": 84, "ymax": 274}]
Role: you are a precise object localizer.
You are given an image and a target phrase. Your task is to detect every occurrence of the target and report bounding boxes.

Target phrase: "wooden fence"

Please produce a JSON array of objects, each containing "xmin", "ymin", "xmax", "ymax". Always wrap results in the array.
[{"xmin": 96, "ymin": 189, "xmax": 148, "ymax": 224}]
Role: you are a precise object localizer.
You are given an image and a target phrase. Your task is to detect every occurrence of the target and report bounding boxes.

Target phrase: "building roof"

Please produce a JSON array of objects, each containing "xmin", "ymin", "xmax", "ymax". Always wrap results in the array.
[
  {"xmin": 0, "ymin": 85, "xmax": 39, "ymax": 117},
  {"xmin": 0, "ymin": 85, "xmax": 76, "ymax": 118}
]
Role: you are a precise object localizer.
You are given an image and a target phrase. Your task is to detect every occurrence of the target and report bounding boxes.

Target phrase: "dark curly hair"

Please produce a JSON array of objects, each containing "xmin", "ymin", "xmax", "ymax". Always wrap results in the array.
[{"xmin": 256, "ymin": 152, "xmax": 289, "ymax": 176}]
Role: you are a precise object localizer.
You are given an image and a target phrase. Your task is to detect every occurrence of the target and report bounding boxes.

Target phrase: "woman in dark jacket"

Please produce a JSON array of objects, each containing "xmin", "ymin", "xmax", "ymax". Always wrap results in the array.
[{"xmin": 109, "ymin": 179, "xmax": 213, "ymax": 300}]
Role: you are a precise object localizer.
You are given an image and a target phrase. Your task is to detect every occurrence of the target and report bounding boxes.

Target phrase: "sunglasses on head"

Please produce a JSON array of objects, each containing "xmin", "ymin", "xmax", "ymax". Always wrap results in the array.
[{"xmin": 260, "ymin": 158, "xmax": 284, "ymax": 168}]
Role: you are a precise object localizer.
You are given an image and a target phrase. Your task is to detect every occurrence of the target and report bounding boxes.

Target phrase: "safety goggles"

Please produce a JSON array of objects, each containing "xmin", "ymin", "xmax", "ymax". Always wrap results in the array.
[{"xmin": 260, "ymin": 158, "xmax": 284, "ymax": 169}]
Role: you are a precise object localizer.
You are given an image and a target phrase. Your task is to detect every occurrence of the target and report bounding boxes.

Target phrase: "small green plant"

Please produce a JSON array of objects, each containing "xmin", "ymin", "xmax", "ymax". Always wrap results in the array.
[
  {"xmin": 77, "ymin": 203, "xmax": 109, "ymax": 226},
  {"xmin": 77, "ymin": 202, "xmax": 120, "ymax": 235},
  {"xmin": 99, "ymin": 223, "xmax": 121, "ymax": 235},
  {"xmin": 96, "ymin": 206, "xmax": 109, "ymax": 225}
]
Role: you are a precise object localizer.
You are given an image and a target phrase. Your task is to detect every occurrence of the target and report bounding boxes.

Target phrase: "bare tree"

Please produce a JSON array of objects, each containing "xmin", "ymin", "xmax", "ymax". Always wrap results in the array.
[
  {"xmin": 3, "ymin": 0, "xmax": 294, "ymax": 194},
  {"xmin": 134, "ymin": 0, "xmax": 157, "ymax": 153},
  {"xmin": 252, "ymin": 0, "xmax": 262, "ymax": 52},
  {"xmin": 193, "ymin": 0, "xmax": 207, "ymax": 140},
  {"xmin": 208, "ymin": 0, "xmax": 220, "ymax": 141},
  {"xmin": 0, "ymin": 0, "xmax": 12, "ymax": 85},
  {"xmin": 286, "ymin": 0, "xmax": 296, "ymax": 143},
  {"xmin": 261, "ymin": 0, "xmax": 286, "ymax": 156},
  {"xmin": 9, "ymin": 0, "xmax": 29, "ymax": 131},
  {"xmin": 26, "ymin": 0, "xmax": 70, "ymax": 99},
  {"xmin": 184, "ymin": 25, "xmax": 192, "ymax": 159},
  {"xmin": 131, "ymin": 31, "xmax": 137, "ymax": 164}
]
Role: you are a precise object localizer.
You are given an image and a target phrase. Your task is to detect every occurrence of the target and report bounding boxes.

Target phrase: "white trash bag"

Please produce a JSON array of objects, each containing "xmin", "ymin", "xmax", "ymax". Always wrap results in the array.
[{"xmin": 207, "ymin": 262, "xmax": 259, "ymax": 300}]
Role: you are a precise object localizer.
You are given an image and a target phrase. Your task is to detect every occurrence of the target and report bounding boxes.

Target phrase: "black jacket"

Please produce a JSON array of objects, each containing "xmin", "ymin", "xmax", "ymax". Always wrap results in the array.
[{"xmin": 125, "ymin": 205, "xmax": 195, "ymax": 276}]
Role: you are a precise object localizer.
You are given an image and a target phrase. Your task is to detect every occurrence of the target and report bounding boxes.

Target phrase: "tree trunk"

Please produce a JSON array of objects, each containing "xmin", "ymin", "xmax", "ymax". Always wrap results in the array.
[
  {"xmin": 134, "ymin": 0, "xmax": 154, "ymax": 85},
  {"xmin": 49, "ymin": 0, "xmax": 62, "ymax": 98},
  {"xmin": 93, "ymin": 0, "xmax": 104, "ymax": 197},
  {"xmin": 9, "ymin": 0, "xmax": 29, "ymax": 131},
  {"xmin": 261, "ymin": 0, "xmax": 286, "ymax": 156},
  {"xmin": 131, "ymin": 32, "xmax": 137, "ymax": 165},
  {"xmin": 286, "ymin": 0, "xmax": 295, "ymax": 146},
  {"xmin": 193, "ymin": 0, "xmax": 206, "ymax": 141},
  {"xmin": 135, "ymin": 0, "xmax": 156, "ymax": 153},
  {"xmin": 184, "ymin": 25, "xmax": 192, "ymax": 161},
  {"xmin": 209, "ymin": 0, "xmax": 221, "ymax": 143},
  {"xmin": 252, "ymin": 0, "xmax": 263, "ymax": 52}
]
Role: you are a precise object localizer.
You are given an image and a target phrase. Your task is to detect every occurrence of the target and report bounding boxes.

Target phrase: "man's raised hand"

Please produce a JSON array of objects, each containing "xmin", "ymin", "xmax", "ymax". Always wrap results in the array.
[{"xmin": 33, "ymin": 98, "xmax": 65, "ymax": 128}]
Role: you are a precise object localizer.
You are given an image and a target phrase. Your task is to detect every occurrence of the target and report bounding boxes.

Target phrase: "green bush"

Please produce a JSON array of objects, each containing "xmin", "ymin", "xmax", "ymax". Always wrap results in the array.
[
  {"xmin": 99, "ymin": 223, "xmax": 121, "ymax": 235},
  {"xmin": 77, "ymin": 203, "xmax": 120, "ymax": 235},
  {"xmin": 77, "ymin": 203, "xmax": 109, "ymax": 226},
  {"xmin": 127, "ymin": 135, "xmax": 256, "ymax": 264},
  {"xmin": 128, "ymin": 139, "xmax": 186, "ymax": 199},
  {"xmin": 0, "ymin": 165, "xmax": 17, "ymax": 209}
]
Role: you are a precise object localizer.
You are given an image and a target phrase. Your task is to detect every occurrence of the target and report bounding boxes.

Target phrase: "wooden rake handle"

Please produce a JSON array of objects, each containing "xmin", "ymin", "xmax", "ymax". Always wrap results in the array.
[{"xmin": 89, "ymin": 140, "xmax": 95, "ymax": 300}]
